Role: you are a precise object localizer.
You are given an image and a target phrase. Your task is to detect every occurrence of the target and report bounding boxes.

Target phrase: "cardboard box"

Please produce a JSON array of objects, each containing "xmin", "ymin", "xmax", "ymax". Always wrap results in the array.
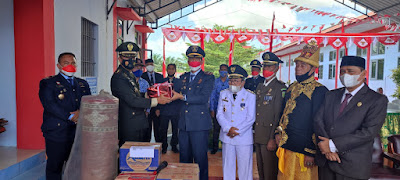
[
  {"xmin": 115, "ymin": 172, "xmax": 156, "ymax": 180},
  {"xmin": 156, "ymin": 163, "xmax": 199, "ymax": 180},
  {"xmin": 120, "ymin": 142, "xmax": 162, "ymax": 172}
]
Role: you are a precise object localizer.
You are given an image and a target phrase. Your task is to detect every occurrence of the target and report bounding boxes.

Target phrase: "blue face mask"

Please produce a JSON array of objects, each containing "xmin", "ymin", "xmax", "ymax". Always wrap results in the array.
[
  {"xmin": 133, "ymin": 69, "xmax": 143, "ymax": 77},
  {"xmin": 219, "ymin": 71, "xmax": 228, "ymax": 77}
]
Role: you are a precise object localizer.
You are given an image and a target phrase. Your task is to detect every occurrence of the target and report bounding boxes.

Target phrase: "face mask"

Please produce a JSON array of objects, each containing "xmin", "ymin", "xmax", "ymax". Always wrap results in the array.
[
  {"xmin": 188, "ymin": 61, "xmax": 201, "ymax": 67},
  {"xmin": 252, "ymin": 71, "xmax": 259, "ymax": 76},
  {"xmin": 133, "ymin": 69, "xmax": 143, "ymax": 77},
  {"xmin": 122, "ymin": 58, "xmax": 135, "ymax": 70},
  {"xmin": 296, "ymin": 69, "xmax": 313, "ymax": 82},
  {"xmin": 219, "ymin": 71, "xmax": 228, "ymax": 77},
  {"xmin": 340, "ymin": 73, "xmax": 361, "ymax": 88},
  {"xmin": 146, "ymin": 65, "xmax": 155, "ymax": 72},
  {"xmin": 229, "ymin": 85, "xmax": 242, "ymax": 93},
  {"xmin": 61, "ymin": 64, "xmax": 76, "ymax": 77},
  {"xmin": 263, "ymin": 70, "xmax": 275, "ymax": 79},
  {"xmin": 168, "ymin": 74, "xmax": 175, "ymax": 77}
]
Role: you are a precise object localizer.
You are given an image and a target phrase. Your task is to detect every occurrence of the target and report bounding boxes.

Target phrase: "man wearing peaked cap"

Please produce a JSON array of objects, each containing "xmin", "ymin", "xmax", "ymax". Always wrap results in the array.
[
  {"xmin": 217, "ymin": 64, "xmax": 256, "ymax": 180},
  {"xmin": 245, "ymin": 59, "xmax": 265, "ymax": 92},
  {"xmin": 315, "ymin": 56, "xmax": 388, "ymax": 180},
  {"xmin": 169, "ymin": 45, "xmax": 215, "ymax": 180},
  {"xmin": 111, "ymin": 42, "xmax": 170, "ymax": 146},
  {"xmin": 275, "ymin": 42, "xmax": 328, "ymax": 180},
  {"xmin": 254, "ymin": 52, "xmax": 287, "ymax": 180}
]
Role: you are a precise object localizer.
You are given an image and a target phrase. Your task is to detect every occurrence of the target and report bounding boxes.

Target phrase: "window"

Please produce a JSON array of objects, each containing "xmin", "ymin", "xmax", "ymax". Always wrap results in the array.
[
  {"xmin": 286, "ymin": 59, "xmax": 289, "ymax": 67},
  {"xmin": 329, "ymin": 50, "xmax": 337, "ymax": 61},
  {"xmin": 339, "ymin": 49, "xmax": 345, "ymax": 59},
  {"xmin": 319, "ymin": 53, "xmax": 324, "ymax": 62},
  {"xmin": 357, "ymin": 47, "xmax": 368, "ymax": 56},
  {"xmin": 117, "ymin": 19, "xmax": 124, "ymax": 47},
  {"xmin": 398, "ymin": 57, "xmax": 400, "ymax": 68},
  {"xmin": 372, "ymin": 42, "xmax": 385, "ymax": 55},
  {"xmin": 318, "ymin": 65, "xmax": 323, "ymax": 79},
  {"xmin": 371, "ymin": 59, "xmax": 384, "ymax": 80},
  {"xmin": 290, "ymin": 58, "xmax": 294, "ymax": 66},
  {"xmin": 81, "ymin": 18, "xmax": 98, "ymax": 77},
  {"xmin": 329, "ymin": 64, "xmax": 336, "ymax": 79}
]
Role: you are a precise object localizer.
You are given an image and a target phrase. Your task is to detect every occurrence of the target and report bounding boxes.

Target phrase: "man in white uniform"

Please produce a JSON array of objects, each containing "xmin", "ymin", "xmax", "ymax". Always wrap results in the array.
[{"xmin": 217, "ymin": 64, "xmax": 256, "ymax": 180}]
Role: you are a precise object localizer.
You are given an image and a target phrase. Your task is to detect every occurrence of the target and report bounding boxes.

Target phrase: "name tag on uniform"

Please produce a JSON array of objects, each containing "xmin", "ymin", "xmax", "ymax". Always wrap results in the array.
[
  {"xmin": 240, "ymin": 103, "xmax": 245, "ymax": 111},
  {"xmin": 222, "ymin": 97, "xmax": 228, "ymax": 102}
]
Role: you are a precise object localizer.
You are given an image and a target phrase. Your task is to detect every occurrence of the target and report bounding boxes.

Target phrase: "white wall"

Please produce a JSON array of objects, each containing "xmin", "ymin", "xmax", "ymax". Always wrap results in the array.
[
  {"xmin": 0, "ymin": 0, "xmax": 17, "ymax": 147},
  {"xmin": 279, "ymin": 42, "xmax": 400, "ymax": 102}
]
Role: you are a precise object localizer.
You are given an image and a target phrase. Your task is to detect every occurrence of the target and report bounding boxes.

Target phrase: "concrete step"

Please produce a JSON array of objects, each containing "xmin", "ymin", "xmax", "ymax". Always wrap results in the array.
[
  {"xmin": 0, "ymin": 150, "xmax": 46, "ymax": 180},
  {"xmin": 10, "ymin": 162, "xmax": 46, "ymax": 180}
]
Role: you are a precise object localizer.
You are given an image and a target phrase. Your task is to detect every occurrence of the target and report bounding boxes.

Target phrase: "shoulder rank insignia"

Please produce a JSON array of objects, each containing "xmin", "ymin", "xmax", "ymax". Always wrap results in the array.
[{"xmin": 246, "ymin": 89, "xmax": 255, "ymax": 94}]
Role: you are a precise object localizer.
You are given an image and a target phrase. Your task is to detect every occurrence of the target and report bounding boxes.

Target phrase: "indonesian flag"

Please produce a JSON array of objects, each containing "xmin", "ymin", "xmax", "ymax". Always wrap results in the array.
[
  {"xmin": 319, "ymin": 24, "xmax": 325, "ymax": 31},
  {"xmin": 302, "ymin": 26, "xmax": 308, "ymax": 30},
  {"xmin": 295, "ymin": 27, "xmax": 301, "ymax": 32},
  {"xmin": 288, "ymin": 27, "xmax": 294, "ymax": 32},
  {"xmin": 210, "ymin": 33, "xmax": 229, "ymax": 44},
  {"xmin": 186, "ymin": 32, "xmax": 202, "ymax": 44},
  {"xmin": 311, "ymin": 25, "xmax": 317, "ymax": 31},
  {"xmin": 328, "ymin": 37, "xmax": 348, "ymax": 49},
  {"xmin": 354, "ymin": 37, "xmax": 372, "ymax": 49}
]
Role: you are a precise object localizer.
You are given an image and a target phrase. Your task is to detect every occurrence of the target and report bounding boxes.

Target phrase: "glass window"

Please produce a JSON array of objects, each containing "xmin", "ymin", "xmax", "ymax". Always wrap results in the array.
[
  {"xmin": 81, "ymin": 18, "xmax": 98, "ymax": 77},
  {"xmin": 339, "ymin": 49, "xmax": 345, "ymax": 59},
  {"xmin": 378, "ymin": 59, "xmax": 384, "ymax": 80},
  {"xmin": 329, "ymin": 64, "xmax": 335, "ymax": 79},
  {"xmin": 319, "ymin": 53, "xmax": 324, "ymax": 62},
  {"xmin": 356, "ymin": 47, "xmax": 368, "ymax": 56},
  {"xmin": 371, "ymin": 61, "xmax": 376, "ymax": 79},
  {"xmin": 329, "ymin": 50, "xmax": 336, "ymax": 61},
  {"xmin": 370, "ymin": 59, "xmax": 384, "ymax": 80},
  {"xmin": 372, "ymin": 42, "xmax": 385, "ymax": 55},
  {"xmin": 286, "ymin": 60, "xmax": 289, "ymax": 67},
  {"xmin": 290, "ymin": 58, "xmax": 294, "ymax": 66},
  {"xmin": 318, "ymin": 65, "xmax": 323, "ymax": 79}
]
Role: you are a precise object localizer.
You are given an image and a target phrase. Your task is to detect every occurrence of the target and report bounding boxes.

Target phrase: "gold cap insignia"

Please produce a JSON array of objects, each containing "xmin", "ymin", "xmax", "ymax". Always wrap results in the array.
[
  {"xmin": 264, "ymin": 53, "xmax": 270, "ymax": 60},
  {"xmin": 127, "ymin": 43, "xmax": 134, "ymax": 51},
  {"xmin": 231, "ymin": 66, "xmax": 236, "ymax": 73},
  {"xmin": 192, "ymin": 46, "xmax": 198, "ymax": 52},
  {"xmin": 252, "ymin": 61, "xmax": 257, "ymax": 64}
]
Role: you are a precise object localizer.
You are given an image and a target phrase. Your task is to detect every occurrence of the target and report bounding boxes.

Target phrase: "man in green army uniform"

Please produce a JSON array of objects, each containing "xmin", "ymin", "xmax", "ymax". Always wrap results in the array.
[
  {"xmin": 254, "ymin": 52, "xmax": 287, "ymax": 180},
  {"xmin": 110, "ymin": 42, "xmax": 170, "ymax": 146}
]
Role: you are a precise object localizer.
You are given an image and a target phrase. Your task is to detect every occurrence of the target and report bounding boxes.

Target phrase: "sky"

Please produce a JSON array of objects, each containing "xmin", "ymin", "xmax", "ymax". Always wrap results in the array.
[{"xmin": 146, "ymin": 0, "xmax": 365, "ymax": 59}]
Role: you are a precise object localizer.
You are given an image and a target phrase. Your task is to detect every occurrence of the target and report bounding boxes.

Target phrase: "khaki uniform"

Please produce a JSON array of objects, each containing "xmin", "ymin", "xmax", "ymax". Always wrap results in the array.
[{"xmin": 254, "ymin": 78, "xmax": 287, "ymax": 180}]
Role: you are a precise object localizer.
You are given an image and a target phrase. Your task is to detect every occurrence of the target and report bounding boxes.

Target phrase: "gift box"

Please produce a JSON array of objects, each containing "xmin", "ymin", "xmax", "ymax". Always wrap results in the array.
[
  {"xmin": 120, "ymin": 142, "xmax": 162, "ymax": 173},
  {"xmin": 115, "ymin": 172, "xmax": 156, "ymax": 180},
  {"xmin": 147, "ymin": 82, "xmax": 173, "ymax": 98},
  {"xmin": 156, "ymin": 163, "xmax": 199, "ymax": 180}
]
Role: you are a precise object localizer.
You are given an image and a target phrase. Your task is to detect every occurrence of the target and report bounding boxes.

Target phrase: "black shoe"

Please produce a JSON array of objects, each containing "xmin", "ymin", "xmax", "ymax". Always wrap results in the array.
[
  {"xmin": 172, "ymin": 146, "xmax": 179, "ymax": 153},
  {"xmin": 162, "ymin": 149, "xmax": 167, "ymax": 154},
  {"xmin": 211, "ymin": 149, "xmax": 218, "ymax": 154}
]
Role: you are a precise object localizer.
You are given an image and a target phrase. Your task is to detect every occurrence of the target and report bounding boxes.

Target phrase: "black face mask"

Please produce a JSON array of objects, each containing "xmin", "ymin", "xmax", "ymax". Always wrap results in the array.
[
  {"xmin": 296, "ymin": 68, "xmax": 313, "ymax": 82},
  {"xmin": 168, "ymin": 74, "xmax": 175, "ymax": 77},
  {"xmin": 122, "ymin": 58, "xmax": 135, "ymax": 70}
]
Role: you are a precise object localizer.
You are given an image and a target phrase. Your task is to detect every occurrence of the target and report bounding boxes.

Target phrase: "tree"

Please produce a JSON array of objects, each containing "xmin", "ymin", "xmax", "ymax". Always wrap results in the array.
[
  {"xmin": 392, "ymin": 67, "xmax": 400, "ymax": 98},
  {"xmin": 183, "ymin": 24, "xmax": 264, "ymax": 76},
  {"xmin": 152, "ymin": 53, "xmax": 189, "ymax": 73}
]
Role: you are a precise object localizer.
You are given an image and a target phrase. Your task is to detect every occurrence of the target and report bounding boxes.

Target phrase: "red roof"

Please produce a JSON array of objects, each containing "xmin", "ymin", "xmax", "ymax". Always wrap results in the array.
[
  {"xmin": 116, "ymin": 7, "xmax": 141, "ymax": 21},
  {"xmin": 135, "ymin": 25, "xmax": 154, "ymax": 33}
]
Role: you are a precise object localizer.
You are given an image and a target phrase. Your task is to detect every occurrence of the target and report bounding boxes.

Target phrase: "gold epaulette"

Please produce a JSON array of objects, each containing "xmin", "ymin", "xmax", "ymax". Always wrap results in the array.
[{"xmin": 246, "ymin": 89, "xmax": 255, "ymax": 94}]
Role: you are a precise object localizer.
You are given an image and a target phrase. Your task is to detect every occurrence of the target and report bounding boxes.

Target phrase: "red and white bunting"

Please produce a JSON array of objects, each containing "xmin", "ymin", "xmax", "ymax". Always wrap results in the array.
[
  {"xmin": 235, "ymin": 34, "xmax": 253, "ymax": 43},
  {"xmin": 304, "ymin": 37, "xmax": 323, "ymax": 44},
  {"xmin": 328, "ymin": 37, "xmax": 348, "ymax": 49},
  {"xmin": 354, "ymin": 37, "xmax": 372, "ymax": 49},
  {"xmin": 378, "ymin": 36, "xmax": 400, "ymax": 45},
  {"xmin": 162, "ymin": 29, "xmax": 182, "ymax": 42},
  {"xmin": 257, "ymin": 35, "xmax": 271, "ymax": 45},
  {"xmin": 186, "ymin": 32, "xmax": 202, "ymax": 44},
  {"xmin": 210, "ymin": 33, "xmax": 229, "ymax": 44}
]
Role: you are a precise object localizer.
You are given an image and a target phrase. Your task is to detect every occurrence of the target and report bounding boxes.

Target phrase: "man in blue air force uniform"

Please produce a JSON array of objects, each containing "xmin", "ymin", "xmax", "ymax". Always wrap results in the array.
[
  {"xmin": 217, "ymin": 65, "xmax": 256, "ymax": 180},
  {"xmin": 170, "ymin": 45, "xmax": 215, "ymax": 180},
  {"xmin": 39, "ymin": 52, "xmax": 91, "ymax": 180}
]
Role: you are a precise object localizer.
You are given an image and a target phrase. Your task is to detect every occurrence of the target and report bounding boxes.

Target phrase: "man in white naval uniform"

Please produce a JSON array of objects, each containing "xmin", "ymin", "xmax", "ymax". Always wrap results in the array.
[{"xmin": 217, "ymin": 64, "xmax": 256, "ymax": 180}]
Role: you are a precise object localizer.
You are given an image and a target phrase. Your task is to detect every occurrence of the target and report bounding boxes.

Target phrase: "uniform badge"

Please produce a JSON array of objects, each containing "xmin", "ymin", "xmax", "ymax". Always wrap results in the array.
[
  {"xmin": 223, "ymin": 105, "xmax": 226, "ymax": 112},
  {"xmin": 79, "ymin": 82, "xmax": 85, "ymax": 87},
  {"xmin": 268, "ymin": 88, "xmax": 272, "ymax": 93},
  {"xmin": 63, "ymin": 88, "xmax": 67, "ymax": 92},
  {"xmin": 241, "ymin": 98, "xmax": 244, "ymax": 102},
  {"xmin": 198, "ymin": 78, "xmax": 202, "ymax": 84},
  {"xmin": 357, "ymin": 102, "xmax": 362, "ymax": 107},
  {"xmin": 240, "ymin": 103, "xmax": 245, "ymax": 111},
  {"xmin": 56, "ymin": 81, "xmax": 60, "ymax": 85},
  {"xmin": 58, "ymin": 94, "xmax": 65, "ymax": 100},
  {"xmin": 263, "ymin": 101, "xmax": 268, "ymax": 105},
  {"xmin": 222, "ymin": 97, "xmax": 228, "ymax": 102}
]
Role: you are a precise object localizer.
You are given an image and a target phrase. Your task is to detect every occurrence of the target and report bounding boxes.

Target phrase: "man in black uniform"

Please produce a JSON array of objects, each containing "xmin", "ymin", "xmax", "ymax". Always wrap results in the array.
[
  {"xmin": 111, "ymin": 42, "xmax": 170, "ymax": 146},
  {"xmin": 39, "ymin": 52, "xmax": 91, "ymax": 180},
  {"xmin": 141, "ymin": 59, "xmax": 165, "ymax": 142},
  {"xmin": 244, "ymin": 59, "xmax": 265, "ymax": 92}
]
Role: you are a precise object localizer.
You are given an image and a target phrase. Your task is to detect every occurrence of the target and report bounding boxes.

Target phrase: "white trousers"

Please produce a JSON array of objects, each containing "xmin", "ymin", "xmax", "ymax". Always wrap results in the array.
[{"xmin": 222, "ymin": 143, "xmax": 253, "ymax": 180}]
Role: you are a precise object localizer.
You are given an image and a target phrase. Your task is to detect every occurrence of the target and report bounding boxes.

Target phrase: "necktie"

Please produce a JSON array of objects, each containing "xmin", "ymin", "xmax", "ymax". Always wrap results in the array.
[
  {"xmin": 339, "ymin": 93, "xmax": 352, "ymax": 115},
  {"xmin": 233, "ymin": 94, "xmax": 237, "ymax": 100},
  {"xmin": 190, "ymin": 75, "xmax": 195, "ymax": 82},
  {"xmin": 149, "ymin": 73, "xmax": 154, "ymax": 85},
  {"xmin": 67, "ymin": 77, "xmax": 73, "ymax": 86}
]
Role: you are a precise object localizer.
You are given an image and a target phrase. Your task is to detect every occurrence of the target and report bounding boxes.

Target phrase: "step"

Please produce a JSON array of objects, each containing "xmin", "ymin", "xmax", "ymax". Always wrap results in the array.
[
  {"xmin": 0, "ymin": 148, "xmax": 46, "ymax": 180},
  {"xmin": 10, "ymin": 162, "xmax": 46, "ymax": 180}
]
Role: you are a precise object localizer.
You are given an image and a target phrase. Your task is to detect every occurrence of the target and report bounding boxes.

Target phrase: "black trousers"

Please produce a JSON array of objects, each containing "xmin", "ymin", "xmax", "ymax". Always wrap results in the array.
[
  {"xmin": 319, "ymin": 163, "xmax": 367, "ymax": 180},
  {"xmin": 160, "ymin": 115, "xmax": 179, "ymax": 150},
  {"xmin": 212, "ymin": 117, "xmax": 221, "ymax": 151},
  {"xmin": 45, "ymin": 139, "xmax": 73, "ymax": 180},
  {"xmin": 145, "ymin": 108, "xmax": 161, "ymax": 142},
  {"xmin": 119, "ymin": 128, "xmax": 147, "ymax": 147}
]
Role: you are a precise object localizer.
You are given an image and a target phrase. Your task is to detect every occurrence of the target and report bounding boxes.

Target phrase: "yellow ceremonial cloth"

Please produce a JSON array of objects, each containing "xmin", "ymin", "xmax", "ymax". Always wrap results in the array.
[{"xmin": 276, "ymin": 147, "xmax": 318, "ymax": 180}]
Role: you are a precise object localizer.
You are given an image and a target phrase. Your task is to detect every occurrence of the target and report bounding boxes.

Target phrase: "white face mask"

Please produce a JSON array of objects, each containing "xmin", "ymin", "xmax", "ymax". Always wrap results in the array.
[
  {"xmin": 229, "ymin": 85, "xmax": 242, "ymax": 93},
  {"xmin": 61, "ymin": 70, "xmax": 75, "ymax": 77},
  {"xmin": 340, "ymin": 73, "xmax": 361, "ymax": 88},
  {"xmin": 189, "ymin": 65, "xmax": 201, "ymax": 72},
  {"xmin": 146, "ymin": 65, "xmax": 155, "ymax": 72}
]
